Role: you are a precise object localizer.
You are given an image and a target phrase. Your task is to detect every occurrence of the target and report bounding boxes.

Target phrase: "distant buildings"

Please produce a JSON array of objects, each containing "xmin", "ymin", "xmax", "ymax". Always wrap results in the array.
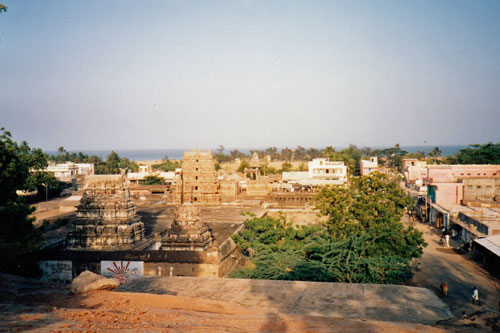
[
  {"xmin": 127, "ymin": 164, "xmax": 176, "ymax": 185},
  {"xmin": 281, "ymin": 158, "xmax": 347, "ymax": 188},
  {"xmin": 404, "ymin": 163, "xmax": 500, "ymax": 205},
  {"xmin": 360, "ymin": 157, "xmax": 378, "ymax": 176},
  {"xmin": 404, "ymin": 160, "xmax": 500, "ymax": 276},
  {"xmin": 42, "ymin": 162, "xmax": 95, "ymax": 189}
]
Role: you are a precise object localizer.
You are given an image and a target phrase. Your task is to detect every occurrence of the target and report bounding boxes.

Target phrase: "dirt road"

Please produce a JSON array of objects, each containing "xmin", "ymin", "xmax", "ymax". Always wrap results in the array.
[{"xmin": 408, "ymin": 218, "xmax": 500, "ymax": 316}]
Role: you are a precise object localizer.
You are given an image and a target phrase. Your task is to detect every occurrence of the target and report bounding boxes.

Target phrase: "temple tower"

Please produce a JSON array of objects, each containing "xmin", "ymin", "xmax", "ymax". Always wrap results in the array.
[
  {"xmin": 174, "ymin": 150, "xmax": 221, "ymax": 205},
  {"xmin": 161, "ymin": 203, "xmax": 214, "ymax": 251},
  {"xmin": 67, "ymin": 175, "xmax": 145, "ymax": 250}
]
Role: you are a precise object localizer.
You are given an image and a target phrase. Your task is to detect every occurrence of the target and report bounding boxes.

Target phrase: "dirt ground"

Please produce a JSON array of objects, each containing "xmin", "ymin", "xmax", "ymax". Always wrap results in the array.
[
  {"xmin": 406, "ymin": 216, "xmax": 500, "ymax": 317},
  {"xmin": 0, "ymin": 273, "xmax": 446, "ymax": 333}
]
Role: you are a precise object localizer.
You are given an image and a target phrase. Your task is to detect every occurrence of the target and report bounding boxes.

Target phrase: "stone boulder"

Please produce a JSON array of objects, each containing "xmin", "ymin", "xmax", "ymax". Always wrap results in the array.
[{"xmin": 70, "ymin": 270, "xmax": 120, "ymax": 294}]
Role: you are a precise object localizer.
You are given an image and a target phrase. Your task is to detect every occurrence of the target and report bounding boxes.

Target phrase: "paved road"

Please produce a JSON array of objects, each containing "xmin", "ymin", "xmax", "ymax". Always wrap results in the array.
[{"xmin": 407, "ymin": 217, "xmax": 500, "ymax": 317}]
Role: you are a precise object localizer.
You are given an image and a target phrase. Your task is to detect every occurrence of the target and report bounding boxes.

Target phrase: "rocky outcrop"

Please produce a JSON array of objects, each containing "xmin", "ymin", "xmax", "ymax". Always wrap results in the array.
[{"xmin": 70, "ymin": 270, "xmax": 120, "ymax": 294}]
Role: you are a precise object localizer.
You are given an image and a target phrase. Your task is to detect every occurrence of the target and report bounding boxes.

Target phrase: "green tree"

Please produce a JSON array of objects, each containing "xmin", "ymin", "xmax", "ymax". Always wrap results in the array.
[
  {"xmin": 293, "ymin": 146, "xmax": 307, "ymax": 161},
  {"xmin": 280, "ymin": 147, "xmax": 293, "ymax": 161},
  {"xmin": 237, "ymin": 160, "xmax": 250, "ymax": 173},
  {"xmin": 0, "ymin": 4, "xmax": 7, "ymax": 14},
  {"xmin": 140, "ymin": 175, "xmax": 165, "ymax": 185},
  {"xmin": 381, "ymin": 144, "xmax": 408, "ymax": 171},
  {"xmin": 280, "ymin": 161, "xmax": 293, "ymax": 172},
  {"xmin": 296, "ymin": 162, "xmax": 308, "ymax": 171},
  {"xmin": 323, "ymin": 145, "xmax": 364, "ymax": 176},
  {"xmin": 454, "ymin": 142, "xmax": 500, "ymax": 164},
  {"xmin": 152, "ymin": 158, "xmax": 181, "ymax": 172},
  {"xmin": 105, "ymin": 151, "xmax": 120, "ymax": 173},
  {"xmin": 315, "ymin": 173, "xmax": 424, "ymax": 258},
  {"xmin": 261, "ymin": 163, "xmax": 278, "ymax": 175},
  {"xmin": 232, "ymin": 173, "xmax": 426, "ymax": 284},
  {"xmin": 0, "ymin": 128, "xmax": 44, "ymax": 276}
]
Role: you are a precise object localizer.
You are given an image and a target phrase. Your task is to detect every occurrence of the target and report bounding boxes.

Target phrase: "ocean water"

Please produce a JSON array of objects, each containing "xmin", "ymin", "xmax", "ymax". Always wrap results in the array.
[{"xmin": 46, "ymin": 145, "xmax": 470, "ymax": 161}]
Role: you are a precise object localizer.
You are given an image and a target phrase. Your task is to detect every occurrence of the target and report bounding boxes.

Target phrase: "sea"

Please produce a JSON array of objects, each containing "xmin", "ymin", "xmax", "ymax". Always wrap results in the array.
[{"xmin": 45, "ymin": 145, "xmax": 470, "ymax": 161}]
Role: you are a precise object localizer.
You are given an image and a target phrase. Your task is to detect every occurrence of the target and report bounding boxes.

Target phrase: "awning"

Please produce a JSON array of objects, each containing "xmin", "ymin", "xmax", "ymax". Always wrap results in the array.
[
  {"xmin": 475, "ymin": 235, "xmax": 500, "ymax": 258},
  {"xmin": 451, "ymin": 218, "xmax": 487, "ymax": 238}
]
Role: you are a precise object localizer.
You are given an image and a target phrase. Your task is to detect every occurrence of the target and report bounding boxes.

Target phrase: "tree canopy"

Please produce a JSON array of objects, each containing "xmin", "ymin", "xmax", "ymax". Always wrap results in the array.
[
  {"xmin": 48, "ymin": 149, "xmax": 138, "ymax": 174},
  {"xmin": 0, "ymin": 128, "xmax": 44, "ymax": 276},
  {"xmin": 232, "ymin": 173, "xmax": 426, "ymax": 284},
  {"xmin": 140, "ymin": 175, "xmax": 165, "ymax": 185},
  {"xmin": 454, "ymin": 142, "xmax": 500, "ymax": 164}
]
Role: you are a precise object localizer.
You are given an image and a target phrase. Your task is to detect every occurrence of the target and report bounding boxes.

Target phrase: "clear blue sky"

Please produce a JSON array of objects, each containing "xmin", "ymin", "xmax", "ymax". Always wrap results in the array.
[{"xmin": 1, "ymin": 1, "xmax": 499, "ymax": 150}]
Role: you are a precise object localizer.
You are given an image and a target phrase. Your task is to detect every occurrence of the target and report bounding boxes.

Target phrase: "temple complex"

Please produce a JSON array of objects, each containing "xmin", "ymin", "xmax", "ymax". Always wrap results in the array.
[
  {"xmin": 67, "ymin": 175, "xmax": 145, "ymax": 250},
  {"xmin": 161, "ymin": 203, "xmax": 214, "ymax": 251},
  {"xmin": 173, "ymin": 150, "xmax": 221, "ymax": 205}
]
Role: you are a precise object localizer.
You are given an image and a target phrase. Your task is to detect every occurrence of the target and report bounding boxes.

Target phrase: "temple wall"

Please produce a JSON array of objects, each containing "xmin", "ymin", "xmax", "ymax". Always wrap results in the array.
[{"xmin": 41, "ymin": 248, "xmax": 237, "ymax": 278}]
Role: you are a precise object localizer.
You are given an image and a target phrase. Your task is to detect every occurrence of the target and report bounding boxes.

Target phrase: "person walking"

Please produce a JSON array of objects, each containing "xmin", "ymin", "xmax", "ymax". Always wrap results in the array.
[
  {"xmin": 472, "ymin": 287, "xmax": 480, "ymax": 305},
  {"xmin": 445, "ymin": 233, "xmax": 450, "ymax": 247}
]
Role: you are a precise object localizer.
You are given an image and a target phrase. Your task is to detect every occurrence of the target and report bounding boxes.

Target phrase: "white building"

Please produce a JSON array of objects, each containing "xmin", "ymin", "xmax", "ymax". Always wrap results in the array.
[
  {"xmin": 127, "ymin": 165, "xmax": 176, "ymax": 185},
  {"xmin": 307, "ymin": 158, "xmax": 347, "ymax": 185},
  {"xmin": 360, "ymin": 157, "xmax": 378, "ymax": 176},
  {"xmin": 76, "ymin": 163, "xmax": 95, "ymax": 176},
  {"xmin": 46, "ymin": 162, "xmax": 78, "ymax": 180},
  {"xmin": 281, "ymin": 159, "xmax": 347, "ymax": 188}
]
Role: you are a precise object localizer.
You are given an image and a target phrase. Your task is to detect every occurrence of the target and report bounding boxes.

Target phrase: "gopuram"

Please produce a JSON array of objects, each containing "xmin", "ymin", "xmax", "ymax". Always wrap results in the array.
[
  {"xmin": 67, "ymin": 175, "xmax": 145, "ymax": 250},
  {"xmin": 172, "ymin": 150, "xmax": 221, "ymax": 205},
  {"xmin": 161, "ymin": 203, "xmax": 215, "ymax": 251}
]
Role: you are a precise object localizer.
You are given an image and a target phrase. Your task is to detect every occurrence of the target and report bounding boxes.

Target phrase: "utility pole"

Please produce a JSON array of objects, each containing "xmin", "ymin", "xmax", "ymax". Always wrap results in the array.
[{"xmin": 41, "ymin": 183, "xmax": 48, "ymax": 202}]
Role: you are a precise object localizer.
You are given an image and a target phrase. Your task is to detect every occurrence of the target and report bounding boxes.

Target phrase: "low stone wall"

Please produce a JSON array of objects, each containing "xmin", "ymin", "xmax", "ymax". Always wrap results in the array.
[
  {"xmin": 267, "ymin": 208, "xmax": 327, "ymax": 226},
  {"xmin": 40, "ymin": 240, "xmax": 241, "ymax": 278},
  {"xmin": 272, "ymin": 192, "xmax": 315, "ymax": 207}
]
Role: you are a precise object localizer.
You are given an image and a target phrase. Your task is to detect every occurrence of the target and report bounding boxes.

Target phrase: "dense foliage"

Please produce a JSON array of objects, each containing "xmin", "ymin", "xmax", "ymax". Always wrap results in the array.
[
  {"xmin": 0, "ymin": 128, "xmax": 44, "ymax": 276},
  {"xmin": 453, "ymin": 142, "xmax": 500, "ymax": 164},
  {"xmin": 232, "ymin": 173, "xmax": 426, "ymax": 284},
  {"xmin": 24, "ymin": 171, "xmax": 70, "ymax": 202},
  {"xmin": 140, "ymin": 175, "xmax": 165, "ymax": 185},
  {"xmin": 152, "ymin": 156, "xmax": 181, "ymax": 172},
  {"xmin": 49, "ymin": 148, "xmax": 138, "ymax": 174}
]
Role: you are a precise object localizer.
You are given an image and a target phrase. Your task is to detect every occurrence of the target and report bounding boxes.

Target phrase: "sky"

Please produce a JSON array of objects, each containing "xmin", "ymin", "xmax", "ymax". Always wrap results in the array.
[{"xmin": 0, "ymin": 1, "xmax": 499, "ymax": 151}]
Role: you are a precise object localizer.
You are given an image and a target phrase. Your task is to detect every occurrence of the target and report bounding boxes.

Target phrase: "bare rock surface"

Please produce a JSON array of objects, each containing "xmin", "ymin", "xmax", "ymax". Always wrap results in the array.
[
  {"xmin": 1, "ymin": 272, "xmax": 491, "ymax": 332},
  {"xmin": 118, "ymin": 276, "xmax": 453, "ymax": 325},
  {"xmin": 70, "ymin": 270, "xmax": 119, "ymax": 294}
]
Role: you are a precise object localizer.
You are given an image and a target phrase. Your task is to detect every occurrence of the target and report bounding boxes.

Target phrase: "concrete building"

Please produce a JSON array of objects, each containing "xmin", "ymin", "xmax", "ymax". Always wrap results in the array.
[
  {"xmin": 360, "ymin": 157, "xmax": 378, "ymax": 176},
  {"xmin": 307, "ymin": 158, "xmax": 347, "ymax": 185},
  {"xmin": 403, "ymin": 159, "xmax": 427, "ymax": 171},
  {"xmin": 127, "ymin": 166, "xmax": 176, "ymax": 185},
  {"xmin": 46, "ymin": 162, "xmax": 78, "ymax": 181},
  {"xmin": 411, "ymin": 164, "xmax": 500, "ymax": 205},
  {"xmin": 76, "ymin": 163, "xmax": 95, "ymax": 176},
  {"xmin": 463, "ymin": 178, "xmax": 500, "ymax": 205}
]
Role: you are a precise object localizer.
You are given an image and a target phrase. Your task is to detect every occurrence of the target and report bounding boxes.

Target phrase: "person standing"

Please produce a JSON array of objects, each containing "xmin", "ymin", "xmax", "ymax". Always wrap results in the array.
[
  {"xmin": 472, "ymin": 287, "xmax": 480, "ymax": 305},
  {"xmin": 445, "ymin": 233, "xmax": 450, "ymax": 247}
]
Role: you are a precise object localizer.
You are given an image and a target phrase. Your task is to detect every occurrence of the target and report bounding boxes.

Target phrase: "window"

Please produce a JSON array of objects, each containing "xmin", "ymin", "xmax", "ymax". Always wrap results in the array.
[
  {"xmin": 486, "ymin": 185, "xmax": 492, "ymax": 189},
  {"xmin": 194, "ymin": 197, "xmax": 198, "ymax": 201},
  {"xmin": 195, "ymin": 186, "xmax": 198, "ymax": 190},
  {"xmin": 196, "ymin": 168, "xmax": 199, "ymax": 171},
  {"xmin": 467, "ymin": 185, "xmax": 473, "ymax": 189},
  {"xmin": 195, "ymin": 176, "xmax": 198, "ymax": 180},
  {"xmin": 477, "ymin": 185, "xmax": 481, "ymax": 189}
]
